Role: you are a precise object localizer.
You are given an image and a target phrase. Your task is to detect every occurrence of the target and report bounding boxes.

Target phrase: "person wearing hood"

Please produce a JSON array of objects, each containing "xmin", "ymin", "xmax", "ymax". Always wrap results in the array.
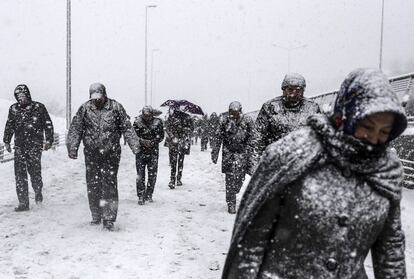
[
  {"xmin": 66, "ymin": 83, "xmax": 140, "ymax": 230},
  {"xmin": 250, "ymin": 73, "xmax": 320, "ymax": 172},
  {"xmin": 3, "ymin": 84, "xmax": 54, "ymax": 211},
  {"xmin": 133, "ymin": 105, "xmax": 164, "ymax": 205},
  {"xmin": 208, "ymin": 112, "xmax": 220, "ymax": 148},
  {"xmin": 200, "ymin": 114, "xmax": 210, "ymax": 151},
  {"xmin": 211, "ymin": 102, "xmax": 254, "ymax": 214},
  {"xmin": 165, "ymin": 109, "xmax": 194, "ymax": 189},
  {"xmin": 222, "ymin": 69, "xmax": 407, "ymax": 278}
]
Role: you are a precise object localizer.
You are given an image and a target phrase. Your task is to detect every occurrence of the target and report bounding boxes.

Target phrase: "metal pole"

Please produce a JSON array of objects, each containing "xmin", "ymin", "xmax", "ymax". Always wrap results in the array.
[
  {"xmin": 379, "ymin": 0, "xmax": 385, "ymax": 70},
  {"xmin": 66, "ymin": 0, "xmax": 72, "ymax": 130},
  {"xmin": 145, "ymin": 5, "xmax": 157, "ymax": 106}
]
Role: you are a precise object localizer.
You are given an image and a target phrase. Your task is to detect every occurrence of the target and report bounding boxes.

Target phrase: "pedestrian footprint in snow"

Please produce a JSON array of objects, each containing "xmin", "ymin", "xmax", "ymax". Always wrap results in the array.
[
  {"xmin": 249, "ymin": 73, "xmax": 320, "ymax": 173},
  {"xmin": 66, "ymin": 83, "xmax": 140, "ymax": 231},
  {"xmin": 3, "ymin": 84, "xmax": 54, "ymax": 211},
  {"xmin": 211, "ymin": 101, "xmax": 254, "ymax": 214},
  {"xmin": 133, "ymin": 105, "xmax": 164, "ymax": 205},
  {"xmin": 222, "ymin": 68, "xmax": 408, "ymax": 278}
]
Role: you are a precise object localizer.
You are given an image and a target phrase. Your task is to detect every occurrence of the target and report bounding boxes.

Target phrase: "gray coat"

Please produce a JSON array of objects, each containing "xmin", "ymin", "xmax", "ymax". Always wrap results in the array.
[
  {"xmin": 222, "ymin": 114, "xmax": 406, "ymax": 279},
  {"xmin": 66, "ymin": 98, "xmax": 139, "ymax": 156},
  {"xmin": 211, "ymin": 113, "xmax": 255, "ymax": 175},
  {"xmin": 251, "ymin": 96, "xmax": 320, "ymax": 168}
]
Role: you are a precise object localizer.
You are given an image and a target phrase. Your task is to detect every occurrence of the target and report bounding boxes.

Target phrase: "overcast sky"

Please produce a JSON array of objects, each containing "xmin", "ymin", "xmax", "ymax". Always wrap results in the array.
[{"xmin": 1, "ymin": 0, "xmax": 414, "ymax": 117}]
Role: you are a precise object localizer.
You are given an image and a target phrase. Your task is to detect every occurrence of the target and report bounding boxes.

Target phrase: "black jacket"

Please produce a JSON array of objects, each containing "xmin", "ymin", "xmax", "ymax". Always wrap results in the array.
[
  {"xmin": 3, "ymin": 101, "xmax": 54, "ymax": 149},
  {"xmin": 133, "ymin": 115, "xmax": 164, "ymax": 154}
]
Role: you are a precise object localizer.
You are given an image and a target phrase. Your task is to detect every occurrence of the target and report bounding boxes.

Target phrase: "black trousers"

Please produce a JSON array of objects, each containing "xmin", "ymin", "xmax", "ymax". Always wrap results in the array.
[
  {"xmin": 14, "ymin": 147, "xmax": 43, "ymax": 206},
  {"xmin": 169, "ymin": 148, "xmax": 185, "ymax": 182},
  {"xmin": 201, "ymin": 137, "xmax": 208, "ymax": 150},
  {"xmin": 225, "ymin": 173, "xmax": 244, "ymax": 208},
  {"xmin": 84, "ymin": 149, "xmax": 120, "ymax": 222},
  {"xmin": 135, "ymin": 151, "xmax": 159, "ymax": 198}
]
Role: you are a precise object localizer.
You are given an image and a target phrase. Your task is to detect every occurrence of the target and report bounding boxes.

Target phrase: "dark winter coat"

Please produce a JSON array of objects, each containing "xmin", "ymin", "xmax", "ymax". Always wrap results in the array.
[
  {"xmin": 133, "ymin": 115, "xmax": 164, "ymax": 154},
  {"xmin": 251, "ymin": 96, "xmax": 320, "ymax": 168},
  {"xmin": 211, "ymin": 113, "xmax": 254, "ymax": 175},
  {"xmin": 66, "ymin": 98, "xmax": 140, "ymax": 156},
  {"xmin": 223, "ymin": 115, "xmax": 406, "ymax": 279},
  {"xmin": 223, "ymin": 69, "xmax": 407, "ymax": 279},
  {"xmin": 3, "ymin": 97, "xmax": 54, "ymax": 149},
  {"xmin": 165, "ymin": 111, "xmax": 194, "ymax": 155}
]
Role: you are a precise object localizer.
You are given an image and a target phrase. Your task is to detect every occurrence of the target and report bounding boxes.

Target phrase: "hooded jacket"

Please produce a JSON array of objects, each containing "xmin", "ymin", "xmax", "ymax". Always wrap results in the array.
[
  {"xmin": 3, "ymin": 84, "xmax": 54, "ymax": 149},
  {"xmin": 223, "ymin": 69, "xmax": 407, "ymax": 279},
  {"xmin": 133, "ymin": 114, "xmax": 164, "ymax": 154}
]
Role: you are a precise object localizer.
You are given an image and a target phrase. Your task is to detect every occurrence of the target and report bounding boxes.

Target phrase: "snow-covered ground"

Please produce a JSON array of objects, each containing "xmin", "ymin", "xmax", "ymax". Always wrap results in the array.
[{"xmin": 1, "ymin": 141, "xmax": 414, "ymax": 278}]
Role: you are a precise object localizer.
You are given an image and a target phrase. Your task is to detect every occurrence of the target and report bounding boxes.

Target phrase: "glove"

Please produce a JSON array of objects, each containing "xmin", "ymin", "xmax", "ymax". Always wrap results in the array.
[
  {"xmin": 5, "ymin": 143, "xmax": 12, "ymax": 153},
  {"xmin": 68, "ymin": 151, "xmax": 78, "ymax": 159},
  {"xmin": 43, "ymin": 142, "xmax": 52, "ymax": 151}
]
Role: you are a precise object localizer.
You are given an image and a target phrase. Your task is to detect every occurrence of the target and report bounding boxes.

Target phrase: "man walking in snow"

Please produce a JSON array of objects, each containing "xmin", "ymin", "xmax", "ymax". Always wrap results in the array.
[
  {"xmin": 250, "ymin": 73, "xmax": 320, "ymax": 171},
  {"xmin": 211, "ymin": 102, "xmax": 254, "ymax": 214},
  {"xmin": 165, "ymin": 109, "xmax": 194, "ymax": 189},
  {"xmin": 133, "ymin": 105, "xmax": 164, "ymax": 205},
  {"xmin": 3, "ymin": 84, "xmax": 54, "ymax": 211},
  {"xmin": 66, "ymin": 83, "xmax": 140, "ymax": 230}
]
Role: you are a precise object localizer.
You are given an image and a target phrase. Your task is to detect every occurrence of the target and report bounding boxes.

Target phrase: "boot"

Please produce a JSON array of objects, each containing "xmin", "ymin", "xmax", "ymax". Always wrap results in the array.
[
  {"xmin": 228, "ymin": 204, "xmax": 236, "ymax": 214},
  {"xmin": 176, "ymin": 180, "xmax": 183, "ymax": 186},
  {"xmin": 90, "ymin": 218, "xmax": 101, "ymax": 225},
  {"xmin": 168, "ymin": 178, "xmax": 175, "ymax": 189},
  {"xmin": 35, "ymin": 192, "xmax": 43, "ymax": 204},
  {"xmin": 145, "ymin": 194, "xmax": 153, "ymax": 203},
  {"xmin": 14, "ymin": 203, "xmax": 29, "ymax": 212},
  {"xmin": 103, "ymin": 220, "xmax": 114, "ymax": 231},
  {"xmin": 138, "ymin": 196, "xmax": 145, "ymax": 205}
]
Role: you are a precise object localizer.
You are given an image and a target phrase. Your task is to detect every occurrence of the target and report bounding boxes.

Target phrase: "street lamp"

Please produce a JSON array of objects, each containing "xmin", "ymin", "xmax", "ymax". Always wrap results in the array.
[
  {"xmin": 150, "ymin": 48, "xmax": 160, "ymax": 106},
  {"xmin": 379, "ymin": 0, "xmax": 385, "ymax": 69},
  {"xmin": 145, "ymin": 5, "xmax": 157, "ymax": 106},
  {"xmin": 273, "ymin": 43, "xmax": 307, "ymax": 72}
]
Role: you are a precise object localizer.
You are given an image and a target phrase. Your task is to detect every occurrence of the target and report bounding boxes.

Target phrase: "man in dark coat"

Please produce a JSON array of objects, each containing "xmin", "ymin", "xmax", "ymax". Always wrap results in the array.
[
  {"xmin": 211, "ymin": 102, "xmax": 254, "ymax": 214},
  {"xmin": 208, "ymin": 112, "xmax": 220, "ymax": 148},
  {"xmin": 133, "ymin": 105, "xmax": 164, "ymax": 205},
  {"xmin": 250, "ymin": 73, "xmax": 320, "ymax": 170},
  {"xmin": 3, "ymin": 84, "xmax": 54, "ymax": 211},
  {"xmin": 66, "ymin": 83, "xmax": 140, "ymax": 230},
  {"xmin": 165, "ymin": 109, "xmax": 194, "ymax": 189},
  {"xmin": 199, "ymin": 114, "xmax": 209, "ymax": 151}
]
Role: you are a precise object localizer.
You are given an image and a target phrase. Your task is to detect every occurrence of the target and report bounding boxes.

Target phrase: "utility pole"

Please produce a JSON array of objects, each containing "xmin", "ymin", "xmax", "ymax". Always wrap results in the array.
[
  {"xmin": 66, "ymin": 0, "xmax": 72, "ymax": 130},
  {"xmin": 379, "ymin": 0, "xmax": 385, "ymax": 69}
]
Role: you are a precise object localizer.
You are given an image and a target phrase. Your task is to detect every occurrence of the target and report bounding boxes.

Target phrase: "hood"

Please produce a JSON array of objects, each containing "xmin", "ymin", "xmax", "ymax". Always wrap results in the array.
[
  {"xmin": 14, "ymin": 84, "xmax": 32, "ymax": 102},
  {"xmin": 333, "ymin": 68, "xmax": 407, "ymax": 141}
]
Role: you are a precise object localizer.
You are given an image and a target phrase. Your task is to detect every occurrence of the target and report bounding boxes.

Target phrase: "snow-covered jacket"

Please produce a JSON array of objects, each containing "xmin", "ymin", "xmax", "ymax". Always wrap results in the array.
[
  {"xmin": 3, "ymin": 86, "xmax": 54, "ymax": 149},
  {"xmin": 133, "ymin": 115, "xmax": 164, "ymax": 154},
  {"xmin": 223, "ymin": 69, "xmax": 407, "ymax": 279},
  {"xmin": 211, "ymin": 113, "xmax": 254, "ymax": 175},
  {"xmin": 250, "ymin": 96, "xmax": 320, "ymax": 169},
  {"xmin": 165, "ymin": 111, "xmax": 194, "ymax": 154},
  {"xmin": 223, "ymin": 115, "xmax": 406, "ymax": 279},
  {"xmin": 66, "ymin": 98, "xmax": 139, "ymax": 156}
]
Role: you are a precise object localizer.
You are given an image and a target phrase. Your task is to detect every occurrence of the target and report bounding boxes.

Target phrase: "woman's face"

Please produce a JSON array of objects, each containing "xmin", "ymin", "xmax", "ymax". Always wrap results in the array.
[{"xmin": 353, "ymin": 112, "xmax": 395, "ymax": 145}]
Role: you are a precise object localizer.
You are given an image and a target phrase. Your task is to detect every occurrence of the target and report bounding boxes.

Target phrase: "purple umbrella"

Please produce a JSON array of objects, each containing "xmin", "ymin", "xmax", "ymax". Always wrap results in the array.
[{"xmin": 161, "ymin": 99, "xmax": 205, "ymax": 115}]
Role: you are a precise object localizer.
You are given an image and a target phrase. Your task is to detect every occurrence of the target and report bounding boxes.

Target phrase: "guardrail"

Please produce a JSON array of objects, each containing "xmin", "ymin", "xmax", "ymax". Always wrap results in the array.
[{"xmin": 0, "ymin": 133, "xmax": 65, "ymax": 164}]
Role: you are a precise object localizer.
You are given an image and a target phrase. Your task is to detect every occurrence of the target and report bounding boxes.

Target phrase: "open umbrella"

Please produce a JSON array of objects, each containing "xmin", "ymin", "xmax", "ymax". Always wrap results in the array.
[{"xmin": 161, "ymin": 99, "xmax": 204, "ymax": 115}]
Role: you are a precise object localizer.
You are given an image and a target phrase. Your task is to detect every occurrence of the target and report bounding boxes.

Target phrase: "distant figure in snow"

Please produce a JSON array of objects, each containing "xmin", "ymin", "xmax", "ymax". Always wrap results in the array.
[
  {"xmin": 66, "ymin": 83, "xmax": 140, "ymax": 231},
  {"xmin": 208, "ymin": 112, "xmax": 220, "ymax": 148},
  {"xmin": 211, "ymin": 102, "xmax": 254, "ymax": 214},
  {"xmin": 199, "ymin": 114, "xmax": 209, "ymax": 151},
  {"xmin": 222, "ymin": 69, "xmax": 408, "ymax": 278},
  {"xmin": 250, "ymin": 73, "xmax": 320, "ymax": 172},
  {"xmin": 133, "ymin": 105, "xmax": 164, "ymax": 205},
  {"xmin": 3, "ymin": 84, "xmax": 54, "ymax": 211},
  {"xmin": 165, "ymin": 109, "xmax": 194, "ymax": 189}
]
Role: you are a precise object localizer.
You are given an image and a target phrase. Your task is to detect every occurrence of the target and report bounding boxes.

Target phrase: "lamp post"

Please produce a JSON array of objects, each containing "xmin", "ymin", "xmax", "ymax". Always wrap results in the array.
[
  {"xmin": 273, "ymin": 43, "xmax": 307, "ymax": 72},
  {"xmin": 379, "ymin": 0, "xmax": 385, "ymax": 69},
  {"xmin": 145, "ymin": 5, "xmax": 157, "ymax": 105},
  {"xmin": 66, "ymin": 0, "xmax": 71, "ymax": 130},
  {"xmin": 150, "ymin": 49, "xmax": 160, "ymax": 106}
]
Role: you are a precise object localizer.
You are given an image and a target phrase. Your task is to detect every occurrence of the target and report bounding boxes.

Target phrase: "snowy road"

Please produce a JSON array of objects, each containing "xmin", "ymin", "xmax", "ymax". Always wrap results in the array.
[{"xmin": 1, "ymin": 143, "xmax": 414, "ymax": 278}]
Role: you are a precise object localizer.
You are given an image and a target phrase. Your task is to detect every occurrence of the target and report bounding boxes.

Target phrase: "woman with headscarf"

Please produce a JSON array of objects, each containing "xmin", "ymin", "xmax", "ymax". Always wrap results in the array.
[{"xmin": 222, "ymin": 68, "xmax": 408, "ymax": 278}]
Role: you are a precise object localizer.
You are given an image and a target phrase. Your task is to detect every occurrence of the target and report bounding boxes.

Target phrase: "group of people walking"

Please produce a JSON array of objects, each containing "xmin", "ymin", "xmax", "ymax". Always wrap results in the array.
[{"xmin": 3, "ymin": 68, "xmax": 411, "ymax": 277}]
